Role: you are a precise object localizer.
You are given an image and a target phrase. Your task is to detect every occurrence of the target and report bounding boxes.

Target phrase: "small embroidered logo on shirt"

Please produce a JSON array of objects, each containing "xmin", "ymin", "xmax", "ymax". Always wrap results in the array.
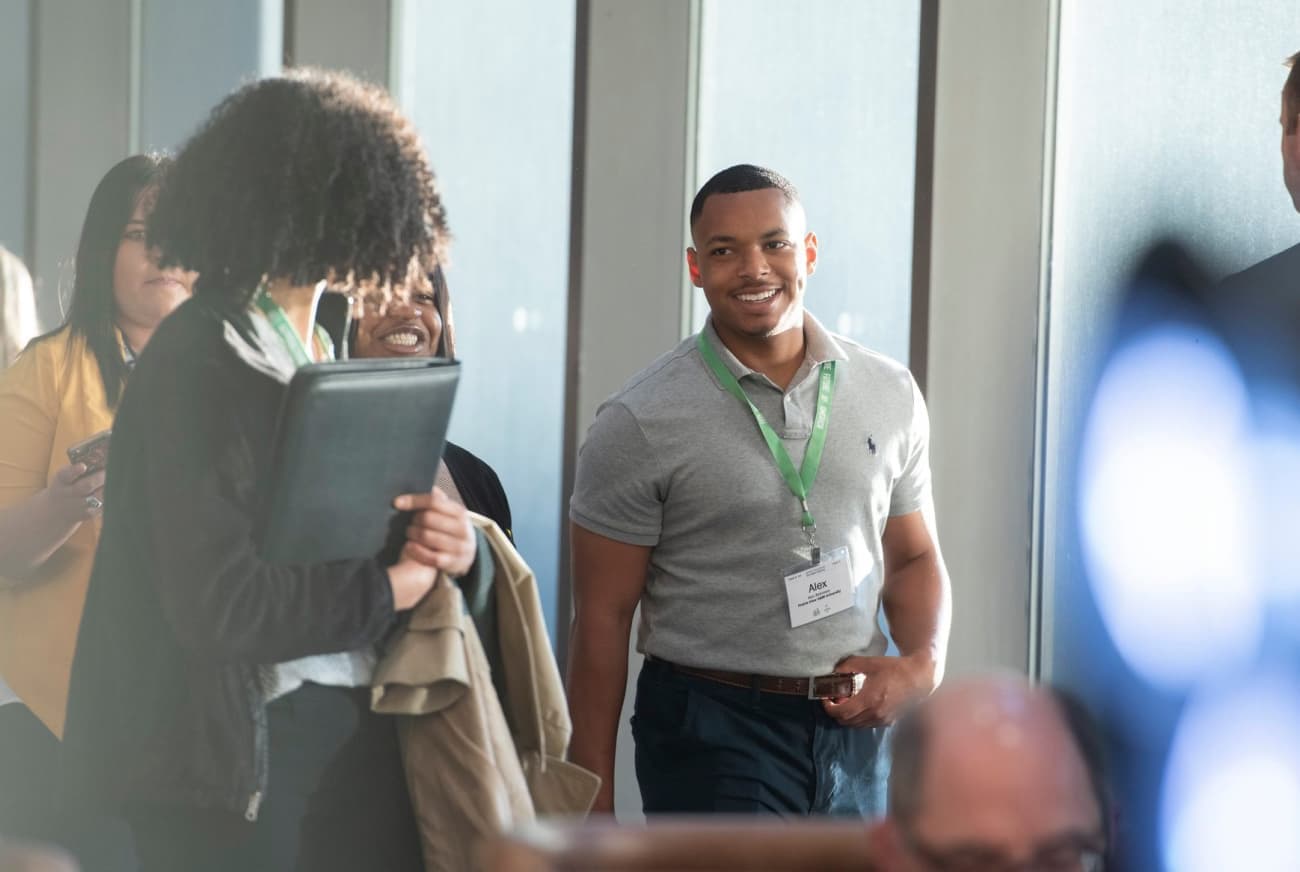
[{"xmin": 867, "ymin": 436, "xmax": 877, "ymax": 455}]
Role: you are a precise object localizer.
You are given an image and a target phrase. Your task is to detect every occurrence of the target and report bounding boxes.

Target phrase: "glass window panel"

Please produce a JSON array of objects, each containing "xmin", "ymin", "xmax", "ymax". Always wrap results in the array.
[
  {"xmin": 693, "ymin": 0, "xmax": 921, "ymax": 365},
  {"xmin": 139, "ymin": 0, "xmax": 279, "ymax": 151},
  {"xmin": 396, "ymin": 0, "xmax": 575, "ymax": 638}
]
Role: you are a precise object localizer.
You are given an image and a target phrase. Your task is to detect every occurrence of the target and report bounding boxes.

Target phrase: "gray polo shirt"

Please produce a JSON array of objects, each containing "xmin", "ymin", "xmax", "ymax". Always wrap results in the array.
[{"xmin": 570, "ymin": 314, "xmax": 932, "ymax": 677}]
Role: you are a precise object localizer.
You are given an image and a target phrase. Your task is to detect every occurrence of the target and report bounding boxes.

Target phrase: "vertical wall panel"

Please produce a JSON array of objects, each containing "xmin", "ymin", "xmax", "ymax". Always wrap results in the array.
[
  {"xmin": 290, "ymin": 0, "xmax": 389, "ymax": 85},
  {"xmin": 0, "ymin": 0, "xmax": 32, "ymax": 262},
  {"xmin": 30, "ymin": 0, "xmax": 131, "ymax": 326},
  {"xmin": 924, "ymin": 0, "xmax": 1052, "ymax": 677},
  {"xmin": 569, "ymin": 0, "xmax": 695, "ymax": 822},
  {"xmin": 139, "ymin": 0, "xmax": 281, "ymax": 152}
]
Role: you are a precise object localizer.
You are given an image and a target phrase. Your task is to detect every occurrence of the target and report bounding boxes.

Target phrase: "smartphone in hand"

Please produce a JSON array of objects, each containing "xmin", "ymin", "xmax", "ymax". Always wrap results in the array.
[{"xmin": 67, "ymin": 429, "xmax": 112, "ymax": 476}]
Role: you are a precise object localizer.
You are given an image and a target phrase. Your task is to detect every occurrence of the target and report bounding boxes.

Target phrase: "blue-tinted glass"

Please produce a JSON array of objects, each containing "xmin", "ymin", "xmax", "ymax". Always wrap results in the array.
[
  {"xmin": 695, "ymin": 0, "xmax": 920, "ymax": 364},
  {"xmin": 139, "ymin": 0, "xmax": 278, "ymax": 151},
  {"xmin": 397, "ymin": 0, "xmax": 575, "ymax": 638}
]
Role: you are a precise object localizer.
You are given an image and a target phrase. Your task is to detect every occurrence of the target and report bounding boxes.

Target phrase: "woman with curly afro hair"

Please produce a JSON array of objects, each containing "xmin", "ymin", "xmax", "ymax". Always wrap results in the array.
[{"xmin": 62, "ymin": 69, "xmax": 477, "ymax": 872}]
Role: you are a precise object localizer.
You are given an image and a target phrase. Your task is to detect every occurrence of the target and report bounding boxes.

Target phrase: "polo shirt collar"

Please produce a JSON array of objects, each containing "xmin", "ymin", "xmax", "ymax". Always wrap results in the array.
[{"xmin": 700, "ymin": 311, "xmax": 848, "ymax": 382}]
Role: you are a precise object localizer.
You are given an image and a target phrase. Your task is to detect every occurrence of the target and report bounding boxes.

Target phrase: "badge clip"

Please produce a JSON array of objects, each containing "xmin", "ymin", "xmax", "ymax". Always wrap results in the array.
[{"xmin": 801, "ymin": 504, "xmax": 820, "ymax": 564}]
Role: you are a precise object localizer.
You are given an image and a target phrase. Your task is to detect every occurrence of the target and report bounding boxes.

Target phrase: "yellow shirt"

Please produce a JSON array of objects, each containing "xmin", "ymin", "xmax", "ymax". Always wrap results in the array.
[{"xmin": 0, "ymin": 329, "xmax": 114, "ymax": 736}]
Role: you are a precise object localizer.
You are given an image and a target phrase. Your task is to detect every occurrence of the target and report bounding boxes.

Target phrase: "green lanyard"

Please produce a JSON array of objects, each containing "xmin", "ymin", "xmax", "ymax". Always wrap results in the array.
[
  {"xmin": 253, "ymin": 286, "xmax": 333, "ymax": 367},
  {"xmin": 696, "ymin": 331, "xmax": 836, "ymax": 558}
]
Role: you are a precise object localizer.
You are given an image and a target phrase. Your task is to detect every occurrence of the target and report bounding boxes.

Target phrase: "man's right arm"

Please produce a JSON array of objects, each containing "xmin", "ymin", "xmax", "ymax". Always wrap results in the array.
[{"xmin": 566, "ymin": 522, "xmax": 651, "ymax": 815}]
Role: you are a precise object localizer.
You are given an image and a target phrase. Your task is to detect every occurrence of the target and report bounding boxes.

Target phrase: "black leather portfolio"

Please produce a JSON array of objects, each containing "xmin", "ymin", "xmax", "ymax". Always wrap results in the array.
[{"xmin": 257, "ymin": 357, "xmax": 461, "ymax": 564}]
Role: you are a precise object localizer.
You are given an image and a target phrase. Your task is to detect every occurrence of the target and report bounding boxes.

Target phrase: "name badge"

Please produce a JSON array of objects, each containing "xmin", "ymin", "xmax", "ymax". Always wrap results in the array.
[{"xmin": 783, "ymin": 546, "xmax": 853, "ymax": 628}]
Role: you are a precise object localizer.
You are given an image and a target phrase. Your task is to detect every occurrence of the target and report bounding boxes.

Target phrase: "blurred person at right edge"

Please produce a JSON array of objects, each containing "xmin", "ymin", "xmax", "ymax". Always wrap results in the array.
[
  {"xmin": 0, "ymin": 155, "xmax": 192, "ymax": 870},
  {"xmin": 1219, "ymin": 53, "xmax": 1300, "ymax": 305},
  {"xmin": 869, "ymin": 675, "xmax": 1112, "ymax": 872},
  {"xmin": 1, "ymin": 245, "xmax": 40, "ymax": 367}
]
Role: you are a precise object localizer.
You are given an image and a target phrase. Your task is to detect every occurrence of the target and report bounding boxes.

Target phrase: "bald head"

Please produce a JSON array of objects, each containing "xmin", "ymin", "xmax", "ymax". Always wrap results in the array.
[{"xmin": 878, "ymin": 676, "xmax": 1108, "ymax": 871}]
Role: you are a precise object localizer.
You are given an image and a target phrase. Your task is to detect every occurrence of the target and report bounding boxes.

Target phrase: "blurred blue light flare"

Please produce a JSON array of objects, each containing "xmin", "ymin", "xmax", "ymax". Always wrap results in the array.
[
  {"xmin": 1079, "ymin": 323, "xmax": 1261, "ymax": 690},
  {"xmin": 1160, "ymin": 677, "xmax": 1300, "ymax": 872}
]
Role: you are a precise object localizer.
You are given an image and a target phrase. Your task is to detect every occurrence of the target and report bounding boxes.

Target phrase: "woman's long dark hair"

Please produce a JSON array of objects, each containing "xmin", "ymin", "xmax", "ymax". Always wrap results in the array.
[{"xmin": 38, "ymin": 154, "xmax": 170, "ymax": 407}]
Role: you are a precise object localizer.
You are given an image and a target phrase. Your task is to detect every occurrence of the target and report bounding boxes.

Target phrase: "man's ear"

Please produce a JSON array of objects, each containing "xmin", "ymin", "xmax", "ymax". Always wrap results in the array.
[
  {"xmin": 686, "ymin": 247, "xmax": 703, "ymax": 287},
  {"xmin": 804, "ymin": 231, "xmax": 819, "ymax": 276}
]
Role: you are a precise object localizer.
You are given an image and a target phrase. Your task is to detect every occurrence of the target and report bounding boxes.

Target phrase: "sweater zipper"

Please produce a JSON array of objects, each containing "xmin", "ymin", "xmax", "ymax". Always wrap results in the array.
[
  {"xmin": 245, "ymin": 680, "xmax": 270, "ymax": 822},
  {"xmin": 244, "ymin": 789, "xmax": 262, "ymax": 822}
]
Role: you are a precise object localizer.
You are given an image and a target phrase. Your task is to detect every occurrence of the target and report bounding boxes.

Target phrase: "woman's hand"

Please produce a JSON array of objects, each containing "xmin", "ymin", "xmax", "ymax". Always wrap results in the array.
[
  {"xmin": 0, "ymin": 463, "xmax": 106, "ymax": 580},
  {"xmin": 45, "ymin": 462, "xmax": 106, "ymax": 523},
  {"xmin": 393, "ymin": 487, "xmax": 477, "ymax": 576}
]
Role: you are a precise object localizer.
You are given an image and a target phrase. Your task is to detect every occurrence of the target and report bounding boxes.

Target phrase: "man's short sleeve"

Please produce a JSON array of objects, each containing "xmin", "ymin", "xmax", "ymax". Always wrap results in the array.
[
  {"xmin": 569, "ymin": 400, "xmax": 664, "ymax": 546},
  {"xmin": 890, "ymin": 374, "xmax": 933, "ymax": 517}
]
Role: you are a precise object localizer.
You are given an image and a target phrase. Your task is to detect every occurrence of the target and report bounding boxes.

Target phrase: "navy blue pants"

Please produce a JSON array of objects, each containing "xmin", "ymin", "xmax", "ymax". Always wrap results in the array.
[{"xmin": 632, "ymin": 658, "xmax": 889, "ymax": 816}]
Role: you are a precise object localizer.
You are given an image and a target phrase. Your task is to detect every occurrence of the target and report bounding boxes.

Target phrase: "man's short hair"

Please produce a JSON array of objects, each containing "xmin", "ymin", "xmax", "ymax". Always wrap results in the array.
[
  {"xmin": 689, "ymin": 164, "xmax": 800, "ymax": 229},
  {"xmin": 887, "ymin": 685, "xmax": 1112, "ymax": 851},
  {"xmin": 1285, "ymin": 52, "xmax": 1300, "ymax": 135}
]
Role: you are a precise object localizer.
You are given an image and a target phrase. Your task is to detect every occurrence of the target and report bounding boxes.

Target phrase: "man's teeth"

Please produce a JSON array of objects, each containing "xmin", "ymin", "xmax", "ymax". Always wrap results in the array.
[
  {"xmin": 383, "ymin": 331, "xmax": 420, "ymax": 347},
  {"xmin": 737, "ymin": 289, "xmax": 778, "ymax": 302}
]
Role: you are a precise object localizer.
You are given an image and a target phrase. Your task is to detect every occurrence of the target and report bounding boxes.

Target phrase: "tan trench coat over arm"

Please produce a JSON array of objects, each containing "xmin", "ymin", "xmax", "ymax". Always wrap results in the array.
[{"xmin": 372, "ymin": 513, "xmax": 600, "ymax": 871}]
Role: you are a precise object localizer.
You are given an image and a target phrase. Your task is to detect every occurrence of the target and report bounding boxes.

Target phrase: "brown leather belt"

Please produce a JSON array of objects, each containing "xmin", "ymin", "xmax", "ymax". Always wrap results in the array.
[{"xmin": 658, "ymin": 659, "xmax": 861, "ymax": 700}]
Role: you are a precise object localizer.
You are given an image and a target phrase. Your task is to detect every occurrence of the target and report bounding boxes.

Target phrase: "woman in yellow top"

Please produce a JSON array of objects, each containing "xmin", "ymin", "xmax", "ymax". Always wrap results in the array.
[{"xmin": 0, "ymin": 154, "xmax": 194, "ymax": 847}]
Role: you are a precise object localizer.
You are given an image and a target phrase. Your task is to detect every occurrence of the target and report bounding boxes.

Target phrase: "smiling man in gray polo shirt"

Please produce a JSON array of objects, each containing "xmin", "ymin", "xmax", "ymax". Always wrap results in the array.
[{"xmin": 567, "ymin": 164, "xmax": 952, "ymax": 817}]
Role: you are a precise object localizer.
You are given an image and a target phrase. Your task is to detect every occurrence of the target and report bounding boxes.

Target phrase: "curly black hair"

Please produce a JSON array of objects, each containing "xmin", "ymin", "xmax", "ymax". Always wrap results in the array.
[{"xmin": 148, "ymin": 68, "xmax": 447, "ymax": 305}]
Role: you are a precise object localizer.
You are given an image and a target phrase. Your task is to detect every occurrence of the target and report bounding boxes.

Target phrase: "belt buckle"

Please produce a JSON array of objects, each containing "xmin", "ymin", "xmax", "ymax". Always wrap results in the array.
[{"xmin": 809, "ymin": 673, "xmax": 857, "ymax": 700}]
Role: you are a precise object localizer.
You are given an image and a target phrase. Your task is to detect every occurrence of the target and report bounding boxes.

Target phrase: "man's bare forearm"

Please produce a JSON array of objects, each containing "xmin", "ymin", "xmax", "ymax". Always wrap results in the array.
[
  {"xmin": 881, "ymin": 549, "xmax": 950, "ymax": 685},
  {"xmin": 566, "ymin": 610, "xmax": 635, "ymax": 814}
]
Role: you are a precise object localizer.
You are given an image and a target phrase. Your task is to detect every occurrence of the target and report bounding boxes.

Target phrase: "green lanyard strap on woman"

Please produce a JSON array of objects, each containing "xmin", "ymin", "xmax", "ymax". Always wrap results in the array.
[
  {"xmin": 253, "ymin": 285, "xmax": 334, "ymax": 367},
  {"xmin": 696, "ymin": 330, "xmax": 836, "ymax": 558}
]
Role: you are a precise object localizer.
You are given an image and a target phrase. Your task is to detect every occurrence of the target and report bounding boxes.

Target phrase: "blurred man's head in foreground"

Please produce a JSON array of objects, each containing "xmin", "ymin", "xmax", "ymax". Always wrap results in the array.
[{"xmin": 872, "ymin": 675, "xmax": 1110, "ymax": 872}]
